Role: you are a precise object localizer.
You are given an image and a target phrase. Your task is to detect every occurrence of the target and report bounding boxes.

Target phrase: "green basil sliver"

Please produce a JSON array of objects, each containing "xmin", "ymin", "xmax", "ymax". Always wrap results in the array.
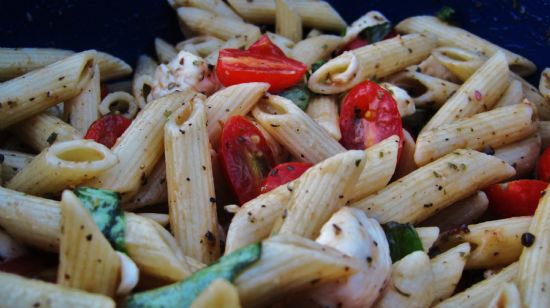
[
  {"xmin": 279, "ymin": 84, "xmax": 311, "ymax": 111},
  {"xmin": 358, "ymin": 22, "xmax": 392, "ymax": 44},
  {"xmin": 383, "ymin": 221, "xmax": 424, "ymax": 263}
]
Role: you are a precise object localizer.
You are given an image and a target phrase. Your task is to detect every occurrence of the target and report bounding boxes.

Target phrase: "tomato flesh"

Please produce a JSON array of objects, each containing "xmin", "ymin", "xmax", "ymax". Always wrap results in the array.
[
  {"xmin": 260, "ymin": 162, "xmax": 312, "ymax": 194},
  {"xmin": 248, "ymin": 34, "xmax": 286, "ymax": 57},
  {"xmin": 484, "ymin": 179, "xmax": 549, "ymax": 218},
  {"xmin": 537, "ymin": 146, "xmax": 550, "ymax": 182},
  {"xmin": 220, "ymin": 116, "xmax": 275, "ymax": 204},
  {"xmin": 339, "ymin": 81, "xmax": 404, "ymax": 153},
  {"xmin": 84, "ymin": 114, "xmax": 132, "ymax": 148}
]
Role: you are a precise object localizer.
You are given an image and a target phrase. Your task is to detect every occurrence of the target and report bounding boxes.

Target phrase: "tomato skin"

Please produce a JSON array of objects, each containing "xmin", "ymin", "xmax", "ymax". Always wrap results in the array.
[
  {"xmin": 216, "ymin": 36, "xmax": 307, "ymax": 92},
  {"xmin": 260, "ymin": 162, "xmax": 312, "ymax": 194},
  {"xmin": 341, "ymin": 37, "xmax": 370, "ymax": 52},
  {"xmin": 537, "ymin": 146, "xmax": 550, "ymax": 182},
  {"xmin": 220, "ymin": 116, "xmax": 275, "ymax": 204},
  {"xmin": 484, "ymin": 180, "xmax": 549, "ymax": 218},
  {"xmin": 84, "ymin": 114, "xmax": 132, "ymax": 148},
  {"xmin": 339, "ymin": 81, "xmax": 404, "ymax": 153}
]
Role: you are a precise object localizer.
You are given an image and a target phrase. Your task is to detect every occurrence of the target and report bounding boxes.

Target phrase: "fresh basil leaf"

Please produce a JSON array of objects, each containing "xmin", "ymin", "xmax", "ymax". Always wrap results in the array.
[
  {"xmin": 383, "ymin": 221, "xmax": 423, "ymax": 263},
  {"xmin": 74, "ymin": 187, "xmax": 126, "ymax": 253},
  {"xmin": 306, "ymin": 59, "xmax": 328, "ymax": 79},
  {"xmin": 126, "ymin": 243, "xmax": 261, "ymax": 308},
  {"xmin": 279, "ymin": 84, "xmax": 311, "ymax": 110},
  {"xmin": 358, "ymin": 22, "xmax": 392, "ymax": 44},
  {"xmin": 436, "ymin": 6, "xmax": 456, "ymax": 22}
]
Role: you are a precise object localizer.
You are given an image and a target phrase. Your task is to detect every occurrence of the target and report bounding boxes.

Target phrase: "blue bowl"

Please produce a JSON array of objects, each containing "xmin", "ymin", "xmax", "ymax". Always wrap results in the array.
[{"xmin": 1, "ymin": 0, "xmax": 548, "ymax": 78}]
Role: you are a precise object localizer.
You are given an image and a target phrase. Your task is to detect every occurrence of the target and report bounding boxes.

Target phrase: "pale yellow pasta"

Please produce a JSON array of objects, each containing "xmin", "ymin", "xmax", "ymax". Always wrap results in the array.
[
  {"xmin": 99, "ymin": 91, "xmax": 139, "ymax": 119},
  {"xmin": 430, "ymin": 243, "xmax": 471, "ymax": 304},
  {"xmin": 396, "ymin": 16, "xmax": 536, "ymax": 76},
  {"xmin": 274, "ymin": 0, "xmax": 302, "ymax": 42},
  {"xmin": 94, "ymin": 51, "xmax": 133, "ymax": 81},
  {"xmin": 306, "ymin": 28, "xmax": 323, "ymax": 39},
  {"xmin": 165, "ymin": 101, "xmax": 220, "ymax": 264},
  {"xmin": 305, "ymin": 95, "xmax": 341, "ymax": 140},
  {"xmin": 308, "ymin": 34, "xmax": 436, "ymax": 94},
  {"xmin": 0, "ymin": 50, "xmax": 95, "ymax": 129},
  {"xmin": 394, "ymin": 129, "xmax": 417, "ymax": 179},
  {"xmin": 494, "ymin": 133, "xmax": 541, "ymax": 179},
  {"xmin": 416, "ymin": 227, "xmax": 440, "ymax": 253},
  {"xmin": 540, "ymin": 68, "xmax": 550, "ymax": 101},
  {"xmin": 540, "ymin": 121, "xmax": 550, "ymax": 149},
  {"xmin": 252, "ymin": 94, "xmax": 346, "ymax": 163},
  {"xmin": 132, "ymin": 55, "xmax": 157, "ymax": 109},
  {"xmin": 57, "ymin": 190, "xmax": 120, "ymax": 296},
  {"xmin": 7, "ymin": 140, "xmax": 117, "ymax": 196},
  {"xmin": 0, "ymin": 272, "xmax": 115, "ymax": 308},
  {"xmin": 64, "ymin": 63, "xmax": 101, "ymax": 133},
  {"xmin": 494, "ymin": 79, "xmax": 523, "ymax": 108},
  {"xmin": 431, "ymin": 46, "xmax": 487, "ymax": 81},
  {"xmin": 172, "ymin": 0, "xmax": 242, "ymax": 21},
  {"xmin": 85, "ymin": 90, "xmax": 202, "ymax": 201},
  {"xmin": 352, "ymin": 149, "xmax": 515, "ymax": 224},
  {"xmin": 380, "ymin": 83, "xmax": 416, "ymax": 117},
  {"xmin": 191, "ymin": 279, "xmax": 241, "ymax": 308},
  {"xmin": 415, "ymin": 102, "xmax": 538, "ymax": 166},
  {"xmin": 0, "ymin": 150, "xmax": 33, "ymax": 182},
  {"xmin": 488, "ymin": 282, "xmax": 521, "ymax": 308},
  {"xmin": 176, "ymin": 36, "xmax": 225, "ymax": 58},
  {"xmin": 265, "ymin": 32, "xmax": 295, "ymax": 55},
  {"xmin": 122, "ymin": 160, "xmax": 167, "ymax": 211},
  {"xmin": 409, "ymin": 55, "xmax": 461, "ymax": 83},
  {"xmin": 137, "ymin": 213, "xmax": 169, "ymax": 227},
  {"xmin": 342, "ymin": 11, "xmax": 389, "ymax": 44},
  {"xmin": 8, "ymin": 112, "xmax": 82, "ymax": 152},
  {"xmin": 155, "ymin": 37, "xmax": 178, "ymax": 63},
  {"xmin": 290, "ymin": 35, "xmax": 343, "ymax": 67}
]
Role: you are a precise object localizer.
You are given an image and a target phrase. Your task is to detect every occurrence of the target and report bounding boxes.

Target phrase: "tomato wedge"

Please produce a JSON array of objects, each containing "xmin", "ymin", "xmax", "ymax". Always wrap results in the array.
[
  {"xmin": 220, "ymin": 116, "xmax": 275, "ymax": 204},
  {"xmin": 84, "ymin": 114, "xmax": 132, "ymax": 148},
  {"xmin": 216, "ymin": 35, "xmax": 307, "ymax": 92},
  {"xmin": 484, "ymin": 180, "xmax": 549, "ymax": 218},
  {"xmin": 339, "ymin": 81, "xmax": 404, "ymax": 153},
  {"xmin": 260, "ymin": 162, "xmax": 312, "ymax": 194},
  {"xmin": 537, "ymin": 146, "xmax": 550, "ymax": 182}
]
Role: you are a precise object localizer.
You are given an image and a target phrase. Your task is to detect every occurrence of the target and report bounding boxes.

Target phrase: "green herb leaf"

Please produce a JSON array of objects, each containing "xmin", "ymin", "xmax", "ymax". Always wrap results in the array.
[
  {"xmin": 279, "ymin": 84, "xmax": 311, "ymax": 110},
  {"xmin": 126, "ymin": 243, "xmax": 261, "ymax": 308},
  {"xmin": 383, "ymin": 221, "xmax": 423, "ymax": 263},
  {"xmin": 74, "ymin": 187, "xmax": 126, "ymax": 253},
  {"xmin": 46, "ymin": 132, "xmax": 58, "ymax": 145},
  {"xmin": 436, "ymin": 6, "xmax": 456, "ymax": 22},
  {"xmin": 358, "ymin": 22, "xmax": 392, "ymax": 44}
]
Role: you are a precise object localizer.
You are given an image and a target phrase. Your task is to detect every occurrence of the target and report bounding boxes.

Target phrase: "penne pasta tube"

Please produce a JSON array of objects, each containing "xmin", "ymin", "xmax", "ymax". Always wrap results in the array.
[
  {"xmin": 421, "ymin": 51, "xmax": 510, "ymax": 132},
  {"xmin": 306, "ymin": 28, "xmax": 323, "ymax": 39},
  {"xmin": 134, "ymin": 54, "xmax": 157, "ymax": 77},
  {"xmin": 0, "ymin": 229, "xmax": 28, "ymax": 265},
  {"xmin": 8, "ymin": 112, "xmax": 82, "ymax": 152},
  {"xmin": 308, "ymin": 34, "xmax": 436, "ymax": 94},
  {"xmin": 271, "ymin": 150, "xmax": 366, "ymax": 239},
  {"xmin": 517, "ymin": 187, "xmax": 550, "ymax": 307},
  {"xmin": 430, "ymin": 243, "xmax": 471, "ymax": 304},
  {"xmin": 106, "ymin": 80, "xmax": 132, "ymax": 93},
  {"xmin": 224, "ymin": 136, "xmax": 399, "ymax": 253},
  {"xmin": 384, "ymin": 70, "xmax": 460, "ymax": 109},
  {"xmin": 0, "ymin": 272, "xmax": 115, "ymax": 308},
  {"xmin": 416, "ymin": 226, "xmax": 440, "ymax": 253},
  {"xmin": 396, "ymin": 16, "xmax": 536, "ymax": 76},
  {"xmin": 226, "ymin": 0, "xmax": 347, "ymax": 31},
  {"xmin": 494, "ymin": 133, "xmax": 541, "ymax": 179},
  {"xmin": 57, "ymin": 191, "xmax": 120, "ymax": 296},
  {"xmin": 64, "ymin": 63, "xmax": 101, "ymax": 133},
  {"xmin": 204, "ymin": 29, "xmax": 261, "ymax": 65},
  {"xmin": 0, "ymin": 50, "xmax": 95, "ymax": 129},
  {"xmin": 235, "ymin": 235, "xmax": 359, "ymax": 307},
  {"xmin": 155, "ymin": 38, "xmax": 178, "ymax": 63},
  {"xmin": 85, "ymin": 90, "xmax": 203, "ymax": 201},
  {"xmin": 176, "ymin": 36, "xmax": 225, "ymax": 58},
  {"xmin": 132, "ymin": 55, "xmax": 157, "ymax": 109},
  {"xmin": 191, "ymin": 279, "xmax": 241, "ymax": 308},
  {"xmin": 252, "ymin": 94, "xmax": 346, "ymax": 163},
  {"xmin": 122, "ymin": 160, "xmax": 167, "ymax": 210},
  {"xmin": 178, "ymin": 7, "xmax": 260, "ymax": 41},
  {"xmin": 540, "ymin": 68, "xmax": 550, "ymax": 101},
  {"xmin": 342, "ymin": 10, "xmax": 389, "ymax": 44},
  {"xmin": 0, "ymin": 150, "xmax": 35, "ymax": 182},
  {"xmin": 436, "ymin": 262, "xmax": 518, "ymax": 308},
  {"xmin": 415, "ymin": 102, "xmax": 538, "ymax": 166},
  {"xmin": 305, "ymin": 95, "xmax": 341, "ymax": 141},
  {"xmin": 381, "ymin": 83, "xmax": 416, "ymax": 117},
  {"xmin": 290, "ymin": 35, "xmax": 343, "ymax": 67},
  {"xmin": 6, "ymin": 140, "xmax": 117, "ymax": 196},
  {"xmin": 430, "ymin": 46, "xmax": 487, "ymax": 82},
  {"xmin": 540, "ymin": 121, "xmax": 550, "ymax": 149},
  {"xmin": 409, "ymin": 55, "xmax": 461, "ymax": 83},
  {"xmin": 137, "ymin": 213, "xmax": 169, "ymax": 227},
  {"xmin": 172, "ymin": 0, "xmax": 242, "ymax": 21},
  {"xmin": 493, "ymin": 79, "xmax": 524, "ymax": 108},
  {"xmin": 206, "ymin": 82, "xmax": 270, "ymax": 148},
  {"xmin": 352, "ymin": 149, "xmax": 516, "ymax": 224},
  {"xmin": 99, "ymin": 91, "xmax": 139, "ymax": 119},
  {"xmin": 265, "ymin": 32, "xmax": 295, "ymax": 56},
  {"xmin": 419, "ymin": 191, "xmax": 488, "ymax": 232},
  {"xmin": 94, "ymin": 51, "xmax": 133, "ymax": 81},
  {"xmin": 376, "ymin": 251, "xmax": 435, "ymax": 308},
  {"xmin": 275, "ymin": 0, "xmax": 302, "ymax": 42},
  {"xmin": 487, "ymin": 282, "xmax": 521, "ymax": 308},
  {"xmin": 165, "ymin": 101, "xmax": 220, "ymax": 264},
  {"xmin": 394, "ymin": 129, "xmax": 417, "ymax": 179}
]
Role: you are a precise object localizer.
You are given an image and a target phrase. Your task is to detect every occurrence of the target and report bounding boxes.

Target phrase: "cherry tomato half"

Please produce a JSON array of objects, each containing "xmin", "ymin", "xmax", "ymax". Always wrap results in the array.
[
  {"xmin": 537, "ymin": 146, "xmax": 550, "ymax": 182},
  {"xmin": 216, "ymin": 36, "xmax": 307, "ymax": 92},
  {"xmin": 260, "ymin": 162, "xmax": 312, "ymax": 194},
  {"xmin": 220, "ymin": 116, "xmax": 275, "ymax": 204},
  {"xmin": 339, "ymin": 81, "xmax": 404, "ymax": 154},
  {"xmin": 84, "ymin": 114, "xmax": 132, "ymax": 148},
  {"xmin": 484, "ymin": 179, "xmax": 549, "ymax": 218}
]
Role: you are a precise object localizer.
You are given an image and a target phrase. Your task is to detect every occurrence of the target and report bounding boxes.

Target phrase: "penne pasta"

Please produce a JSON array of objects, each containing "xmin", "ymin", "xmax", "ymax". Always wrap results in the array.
[
  {"xmin": 540, "ymin": 121, "xmax": 550, "ymax": 149},
  {"xmin": 540, "ymin": 68, "xmax": 550, "ymax": 102},
  {"xmin": 191, "ymin": 279, "xmax": 242, "ymax": 308},
  {"xmin": 415, "ymin": 102, "xmax": 538, "ymax": 166},
  {"xmin": 94, "ymin": 51, "xmax": 133, "ymax": 81},
  {"xmin": 0, "ymin": 228, "xmax": 28, "ymax": 266},
  {"xmin": 416, "ymin": 226, "xmax": 440, "ymax": 253},
  {"xmin": 305, "ymin": 95, "xmax": 341, "ymax": 140},
  {"xmin": 493, "ymin": 79, "xmax": 524, "ymax": 108},
  {"xmin": 275, "ymin": 0, "xmax": 302, "ymax": 42},
  {"xmin": 122, "ymin": 159, "xmax": 167, "ymax": 210},
  {"xmin": 0, "ymin": 50, "xmax": 95, "ymax": 129},
  {"xmin": 409, "ymin": 55, "xmax": 461, "ymax": 83},
  {"xmin": 396, "ymin": 16, "xmax": 536, "ymax": 76},
  {"xmin": 176, "ymin": 36, "xmax": 225, "ymax": 58},
  {"xmin": 252, "ymin": 94, "xmax": 346, "ymax": 164},
  {"xmin": 99, "ymin": 91, "xmax": 139, "ymax": 119},
  {"xmin": 155, "ymin": 38, "xmax": 178, "ymax": 63},
  {"xmin": 137, "ymin": 213, "xmax": 169, "ymax": 227},
  {"xmin": 0, "ymin": 150, "xmax": 35, "ymax": 182},
  {"xmin": 6, "ymin": 140, "xmax": 117, "ymax": 196},
  {"xmin": 204, "ymin": 29, "xmax": 261, "ymax": 65},
  {"xmin": 132, "ymin": 55, "xmax": 157, "ymax": 109},
  {"xmin": 352, "ymin": 149, "xmax": 515, "ymax": 224},
  {"xmin": 342, "ymin": 10, "xmax": 389, "ymax": 44},
  {"xmin": 172, "ymin": 0, "xmax": 242, "ymax": 21},
  {"xmin": 430, "ymin": 46, "xmax": 487, "ymax": 82},
  {"xmin": 64, "ymin": 63, "xmax": 101, "ymax": 133},
  {"xmin": 308, "ymin": 34, "xmax": 436, "ymax": 94},
  {"xmin": 494, "ymin": 133, "xmax": 541, "ymax": 179},
  {"xmin": 430, "ymin": 243, "xmax": 471, "ymax": 304},
  {"xmin": 380, "ymin": 83, "xmax": 416, "ymax": 117},
  {"xmin": 394, "ymin": 129, "xmax": 417, "ymax": 179},
  {"xmin": 265, "ymin": 32, "xmax": 295, "ymax": 56},
  {"xmin": 421, "ymin": 51, "xmax": 510, "ymax": 132},
  {"xmin": 306, "ymin": 28, "xmax": 323, "ymax": 39},
  {"xmin": 85, "ymin": 90, "xmax": 203, "ymax": 201},
  {"xmin": 487, "ymin": 282, "xmax": 521, "ymax": 308},
  {"xmin": 290, "ymin": 35, "xmax": 343, "ymax": 67}
]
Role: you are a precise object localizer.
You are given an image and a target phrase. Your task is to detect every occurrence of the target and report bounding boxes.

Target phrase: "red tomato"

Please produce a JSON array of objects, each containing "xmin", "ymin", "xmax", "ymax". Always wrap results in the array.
[
  {"xmin": 220, "ymin": 116, "xmax": 275, "ymax": 204},
  {"xmin": 100, "ymin": 83, "xmax": 109, "ymax": 99},
  {"xmin": 216, "ymin": 37, "xmax": 307, "ymax": 92},
  {"xmin": 484, "ymin": 180, "xmax": 549, "ymax": 218},
  {"xmin": 537, "ymin": 146, "xmax": 550, "ymax": 181},
  {"xmin": 260, "ymin": 162, "xmax": 312, "ymax": 194},
  {"xmin": 339, "ymin": 81, "xmax": 404, "ymax": 154},
  {"xmin": 84, "ymin": 114, "xmax": 132, "ymax": 148},
  {"xmin": 341, "ymin": 37, "xmax": 370, "ymax": 52}
]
